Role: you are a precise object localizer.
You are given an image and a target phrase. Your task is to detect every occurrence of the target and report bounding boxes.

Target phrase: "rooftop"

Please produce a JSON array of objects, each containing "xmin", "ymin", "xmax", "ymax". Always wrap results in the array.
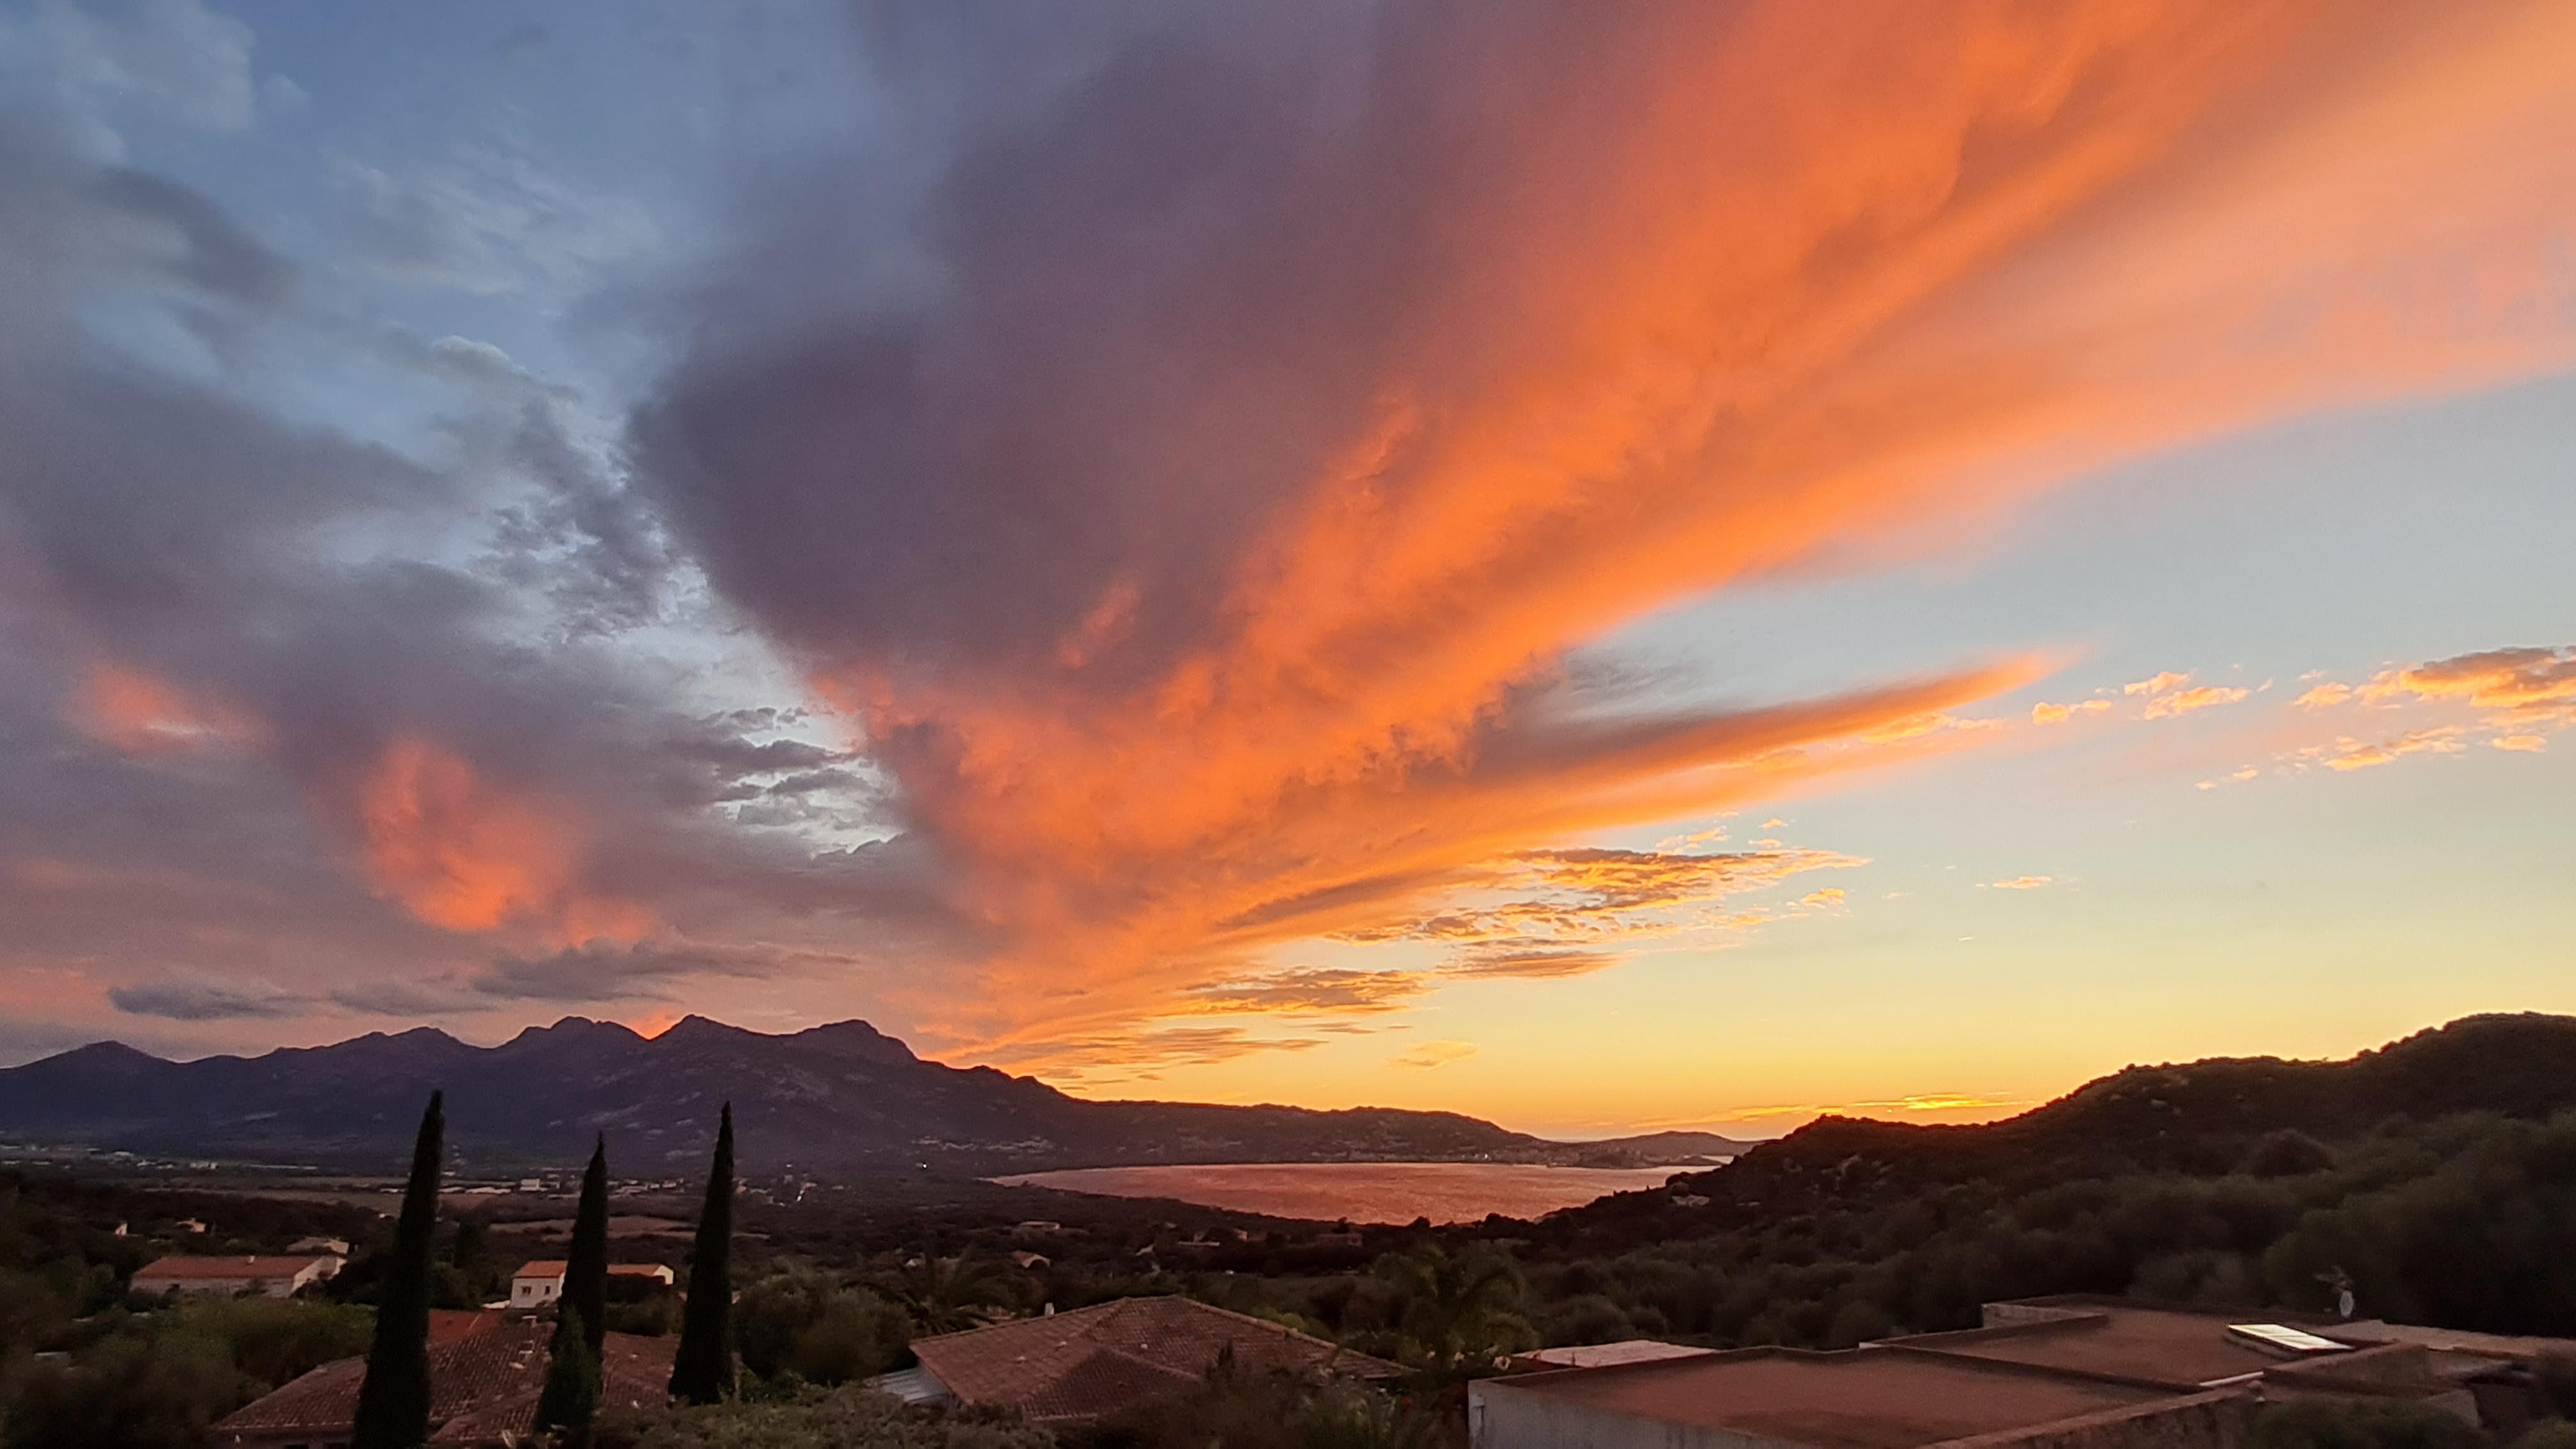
[
  {"xmin": 135, "ymin": 1255, "xmax": 333, "ymax": 1279},
  {"xmin": 910, "ymin": 1295, "xmax": 1400, "ymax": 1423},
  {"xmin": 213, "ymin": 1314, "xmax": 671, "ymax": 1445},
  {"xmin": 1482, "ymin": 1347, "xmax": 2181, "ymax": 1449},
  {"xmin": 1899, "ymin": 1298, "xmax": 2347, "ymax": 1390},
  {"xmin": 510, "ymin": 1260, "xmax": 670, "ymax": 1278}
]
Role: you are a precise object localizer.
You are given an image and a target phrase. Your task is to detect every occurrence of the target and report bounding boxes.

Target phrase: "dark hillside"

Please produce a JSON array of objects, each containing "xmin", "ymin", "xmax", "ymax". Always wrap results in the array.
[{"xmin": 0, "ymin": 1015, "xmax": 1558, "ymax": 1175}]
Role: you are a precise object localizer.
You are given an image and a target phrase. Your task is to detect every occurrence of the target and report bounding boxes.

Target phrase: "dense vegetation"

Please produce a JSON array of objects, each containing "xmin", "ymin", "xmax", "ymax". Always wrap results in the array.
[{"xmin": 7, "ymin": 1015, "xmax": 2576, "ymax": 1448}]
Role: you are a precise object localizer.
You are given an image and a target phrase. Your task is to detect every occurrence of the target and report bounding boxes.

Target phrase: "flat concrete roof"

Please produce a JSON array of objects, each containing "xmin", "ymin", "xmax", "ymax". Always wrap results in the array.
[
  {"xmin": 1482, "ymin": 1347, "xmax": 2174, "ymax": 1449},
  {"xmin": 1897, "ymin": 1304, "xmax": 2330, "ymax": 1389}
]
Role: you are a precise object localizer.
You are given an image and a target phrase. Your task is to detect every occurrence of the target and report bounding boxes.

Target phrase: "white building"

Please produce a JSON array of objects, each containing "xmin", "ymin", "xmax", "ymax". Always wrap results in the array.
[{"xmin": 509, "ymin": 1261, "xmax": 675, "ymax": 1308}]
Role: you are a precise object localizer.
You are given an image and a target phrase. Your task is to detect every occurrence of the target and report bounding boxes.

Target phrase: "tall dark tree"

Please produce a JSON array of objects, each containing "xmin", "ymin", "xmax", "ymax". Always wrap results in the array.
[
  {"xmin": 351, "ymin": 1090, "xmax": 442, "ymax": 1449},
  {"xmin": 565, "ymin": 1135, "xmax": 610, "ymax": 1363},
  {"xmin": 668, "ymin": 1102, "xmax": 737, "ymax": 1404},
  {"xmin": 532, "ymin": 1303, "xmax": 601, "ymax": 1442}
]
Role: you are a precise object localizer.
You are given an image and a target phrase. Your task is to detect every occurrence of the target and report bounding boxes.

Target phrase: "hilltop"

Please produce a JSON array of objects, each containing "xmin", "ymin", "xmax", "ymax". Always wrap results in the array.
[
  {"xmin": 0, "ymin": 1015, "xmax": 1750, "ymax": 1176},
  {"xmin": 1551, "ymin": 1011, "xmax": 2576, "ymax": 1236}
]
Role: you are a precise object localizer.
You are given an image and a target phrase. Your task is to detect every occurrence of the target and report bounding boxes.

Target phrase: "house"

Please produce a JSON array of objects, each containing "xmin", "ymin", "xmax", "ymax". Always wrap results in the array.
[
  {"xmin": 1471, "ymin": 1296, "xmax": 2563, "ymax": 1449},
  {"xmin": 211, "ymin": 1310, "xmax": 672, "ymax": 1448},
  {"xmin": 289, "ymin": 1236, "xmax": 351, "ymax": 1255},
  {"xmin": 132, "ymin": 1254, "xmax": 341, "ymax": 1298},
  {"xmin": 508, "ymin": 1260, "xmax": 677, "ymax": 1307},
  {"xmin": 874, "ymin": 1295, "xmax": 1400, "ymax": 1423},
  {"xmin": 1473, "ymin": 1342, "xmax": 2246, "ymax": 1449}
]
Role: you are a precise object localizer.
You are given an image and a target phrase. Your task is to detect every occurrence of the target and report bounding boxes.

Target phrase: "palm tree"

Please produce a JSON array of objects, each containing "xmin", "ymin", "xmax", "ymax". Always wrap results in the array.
[{"xmin": 1376, "ymin": 1243, "xmax": 1531, "ymax": 1371}]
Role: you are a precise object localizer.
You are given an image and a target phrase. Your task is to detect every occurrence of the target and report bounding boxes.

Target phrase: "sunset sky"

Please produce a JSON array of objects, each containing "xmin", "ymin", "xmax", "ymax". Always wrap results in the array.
[{"xmin": 3, "ymin": 0, "xmax": 2572, "ymax": 1139}]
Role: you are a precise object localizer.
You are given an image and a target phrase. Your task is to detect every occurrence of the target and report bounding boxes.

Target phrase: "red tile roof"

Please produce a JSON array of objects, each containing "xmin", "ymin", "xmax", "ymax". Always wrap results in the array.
[
  {"xmin": 135, "ymin": 1255, "xmax": 332, "ymax": 1280},
  {"xmin": 511, "ymin": 1260, "xmax": 669, "ymax": 1279},
  {"xmin": 908, "ymin": 1295, "xmax": 1399, "ymax": 1423},
  {"xmin": 429, "ymin": 1308, "xmax": 505, "ymax": 1347},
  {"xmin": 211, "ymin": 1315, "xmax": 673, "ymax": 1446}
]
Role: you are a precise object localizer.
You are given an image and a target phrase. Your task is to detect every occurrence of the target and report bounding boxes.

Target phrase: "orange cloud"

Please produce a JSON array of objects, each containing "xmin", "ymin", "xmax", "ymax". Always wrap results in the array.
[
  {"xmin": 66, "ymin": 660, "xmax": 266, "ymax": 756},
  {"xmin": 1713, "ymin": 1092, "xmax": 2027, "ymax": 1124},
  {"xmin": 2123, "ymin": 671, "xmax": 2192, "ymax": 698},
  {"xmin": 2307, "ymin": 726, "xmax": 2468, "ymax": 772},
  {"xmin": 2143, "ymin": 684, "xmax": 2249, "ymax": 719},
  {"xmin": 1862, "ymin": 712, "xmax": 2005, "ymax": 744},
  {"xmin": 2363, "ymin": 645, "xmax": 2576, "ymax": 722},
  {"xmin": 1331, "ymin": 845, "xmax": 1866, "ymax": 964},
  {"xmin": 2223, "ymin": 645, "xmax": 2576, "ymax": 786},
  {"xmin": 2032, "ymin": 698, "xmax": 2112, "ymax": 724},
  {"xmin": 1985, "ymin": 875, "xmax": 2054, "ymax": 890},
  {"xmin": 1181, "ymin": 968, "xmax": 1430, "ymax": 1018},
  {"xmin": 645, "ymin": 4, "xmax": 2576, "ymax": 1059},
  {"xmin": 353, "ymin": 737, "xmax": 649, "ymax": 944},
  {"xmin": 1391, "ymin": 1040, "xmax": 1479, "ymax": 1070}
]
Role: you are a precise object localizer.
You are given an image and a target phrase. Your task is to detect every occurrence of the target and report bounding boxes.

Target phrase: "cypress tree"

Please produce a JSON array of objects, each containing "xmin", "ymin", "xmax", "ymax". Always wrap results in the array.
[
  {"xmin": 668, "ymin": 1102, "xmax": 736, "ymax": 1404},
  {"xmin": 565, "ymin": 1135, "xmax": 610, "ymax": 1363},
  {"xmin": 351, "ymin": 1090, "xmax": 442, "ymax": 1449},
  {"xmin": 532, "ymin": 1303, "xmax": 601, "ymax": 1441}
]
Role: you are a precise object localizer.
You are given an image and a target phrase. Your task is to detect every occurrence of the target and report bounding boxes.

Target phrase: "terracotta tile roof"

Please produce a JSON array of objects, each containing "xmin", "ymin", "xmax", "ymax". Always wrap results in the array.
[
  {"xmin": 211, "ymin": 1315, "xmax": 674, "ymax": 1446},
  {"xmin": 908, "ymin": 1295, "xmax": 1400, "ymax": 1423},
  {"xmin": 512, "ymin": 1260, "xmax": 669, "ymax": 1279},
  {"xmin": 135, "ymin": 1255, "xmax": 332, "ymax": 1280},
  {"xmin": 430, "ymin": 1308, "xmax": 505, "ymax": 1346}
]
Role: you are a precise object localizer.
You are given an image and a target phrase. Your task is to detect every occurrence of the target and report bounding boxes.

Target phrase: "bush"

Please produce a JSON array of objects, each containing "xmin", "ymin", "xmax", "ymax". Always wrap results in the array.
[
  {"xmin": 2242, "ymin": 1131, "xmax": 2338, "ymax": 1178},
  {"xmin": 789, "ymin": 1291, "xmax": 911, "ymax": 1384},
  {"xmin": 2, "ymin": 1330, "xmax": 248, "ymax": 1449},
  {"xmin": 2247, "ymin": 1399, "xmax": 2483, "ymax": 1449},
  {"xmin": 732, "ymin": 1267, "xmax": 912, "ymax": 1384},
  {"xmin": 590, "ymin": 1385, "xmax": 1053, "ymax": 1449}
]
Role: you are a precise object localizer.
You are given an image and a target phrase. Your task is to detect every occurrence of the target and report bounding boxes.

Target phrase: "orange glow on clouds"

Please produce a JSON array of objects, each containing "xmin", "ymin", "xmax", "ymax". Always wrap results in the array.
[
  {"xmin": 353, "ymin": 738, "xmax": 648, "ymax": 944},
  {"xmin": 68, "ymin": 661, "xmax": 265, "ymax": 756},
  {"xmin": 2143, "ymin": 684, "xmax": 2249, "ymax": 720},
  {"xmin": 764, "ymin": 4, "xmax": 2576, "ymax": 1064},
  {"xmin": 2198, "ymin": 645, "xmax": 2574, "ymax": 788}
]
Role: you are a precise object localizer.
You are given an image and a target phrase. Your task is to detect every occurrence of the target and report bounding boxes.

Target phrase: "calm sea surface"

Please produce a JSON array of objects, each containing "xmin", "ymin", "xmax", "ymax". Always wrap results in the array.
[{"xmin": 988, "ymin": 1161, "xmax": 1701, "ymax": 1225}]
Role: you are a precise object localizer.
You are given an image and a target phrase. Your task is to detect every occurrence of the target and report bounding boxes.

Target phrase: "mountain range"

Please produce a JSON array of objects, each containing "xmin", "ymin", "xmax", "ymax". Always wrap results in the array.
[{"xmin": 0, "ymin": 1015, "xmax": 1750, "ymax": 1176}]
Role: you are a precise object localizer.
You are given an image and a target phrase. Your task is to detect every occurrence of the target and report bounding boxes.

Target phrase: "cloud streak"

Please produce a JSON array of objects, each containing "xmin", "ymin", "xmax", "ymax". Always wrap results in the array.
[{"xmin": 627, "ymin": 1, "xmax": 2576, "ymax": 1055}]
